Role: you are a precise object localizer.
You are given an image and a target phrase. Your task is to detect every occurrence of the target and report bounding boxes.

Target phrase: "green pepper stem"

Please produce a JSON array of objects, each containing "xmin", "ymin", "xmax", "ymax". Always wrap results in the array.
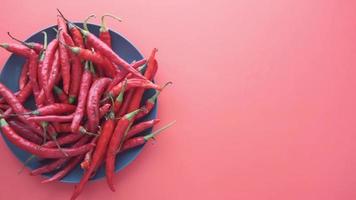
[
  {"xmin": 143, "ymin": 121, "xmax": 176, "ymax": 141},
  {"xmin": 100, "ymin": 14, "xmax": 122, "ymax": 32},
  {"xmin": 83, "ymin": 14, "xmax": 96, "ymax": 32}
]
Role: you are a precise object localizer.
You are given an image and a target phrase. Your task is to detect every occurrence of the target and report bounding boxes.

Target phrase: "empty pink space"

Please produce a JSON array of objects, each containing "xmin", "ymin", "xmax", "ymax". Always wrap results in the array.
[{"xmin": 0, "ymin": 0, "xmax": 356, "ymax": 199}]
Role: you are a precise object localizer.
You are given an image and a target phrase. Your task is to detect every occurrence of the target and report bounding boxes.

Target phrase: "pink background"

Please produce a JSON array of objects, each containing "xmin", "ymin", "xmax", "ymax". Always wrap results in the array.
[{"xmin": 0, "ymin": 0, "xmax": 356, "ymax": 199}]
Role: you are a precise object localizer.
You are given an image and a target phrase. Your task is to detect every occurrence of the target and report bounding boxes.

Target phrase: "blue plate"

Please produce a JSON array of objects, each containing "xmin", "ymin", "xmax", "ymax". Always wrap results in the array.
[{"xmin": 0, "ymin": 23, "xmax": 157, "ymax": 183}]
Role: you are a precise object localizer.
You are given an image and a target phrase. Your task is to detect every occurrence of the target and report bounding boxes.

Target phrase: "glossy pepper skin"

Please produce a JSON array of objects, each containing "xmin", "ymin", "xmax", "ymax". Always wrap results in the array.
[
  {"xmin": 105, "ymin": 109, "xmax": 141, "ymax": 191},
  {"xmin": 71, "ymin": 113, "xmax": 116, "ymax": 200}
]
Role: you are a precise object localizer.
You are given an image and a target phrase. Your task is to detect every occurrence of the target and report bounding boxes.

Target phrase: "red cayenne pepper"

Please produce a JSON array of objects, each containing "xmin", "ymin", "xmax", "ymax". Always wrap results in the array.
[
  {"xmin": 57, "ymin": 16, "xmax": 71, "ymax": 94},
  {"xmin": 127, "ymin": 48, "xmax": 158, "ymax": 112},
  {"xmin": 71, "ymin": 61, "xmax": 93, "ymax": 132},
  {"xmin": 99, "ymin": 14, "xmax": 122, "ymax": 47},
  {"xmin": 86, "ymin": 78, "xmax": 111, "ymax": 132},
  {"xmin": 125, "ymin": 119, "xmax": 160, "ymax": 139},
  {"xmin": 105, "ymin": 109, "xmax": 141, "ymax": 191},
  {"xmin": 71, "ymin": 112, "xmax": 116, "ymax": 200},
  {"xmin": 0, "ymin": 118, "xmax": 93, "ymax": 158}
]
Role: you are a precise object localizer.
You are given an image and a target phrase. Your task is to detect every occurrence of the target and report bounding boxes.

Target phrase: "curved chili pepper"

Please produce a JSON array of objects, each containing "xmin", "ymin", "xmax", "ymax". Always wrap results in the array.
[
  {"xmin": 76, "ymin": 29, "xmax": 146, "ymax": 80},
  {"xmin": 86, "ymin": 77, "xmax": 111, "ymax": 132},
  {"xmin": 31, "ymin": 135, "xmax": 91, "ymax": 176},
  {"xmin": 45, "ymin": 50, "xmax": 60, "ymax": 101},
  {"xmin": 28, "ymin": 103, "xmax": 76, "ymax": 116},
  {"xmin": 27, "ymin": 114, "xmax": 74, "ymax": 123},
  {"xmin": 58, "ymin": 32, "xmax": 71, "ymax": 94},
  {"xmin": 71, "ymin": 61, "xmax": 93, "ymax": 133},
  {"xmin": 8, "ymin": 120, "xmax": 42, "ymax": 144},
  {"xmin": 66, "ymin": 46, "xmax": 117, "ymax": 78},
  {"xmin": 0, "ymin": 43, "xmax": 34, "ymax": 58},
  {"xmin": 43, "ymin": 154, "xmax": 85, "ymax": 183},
  {"xmin": 7, "ymin": 32, "xmax": 44, "ymax": 55},
  {"xmin": 57, "ymin": 16, "xmax": 70, "ymax": 94},
  {"xmin": 68, "ymin": 23, "xmax": 84, "ymax": 49},
  {"xmin": 43, "ymin": 133, "xmax": 83, "ymax": 148},
  {"xmin": 0, "ymin": 83, "xmax": 42, "ymax": 136},
  {"xmin": 127, "ymin": 48, "xmax": 158, "ymax": 112},
  {"xmin": 108, "ymin": 78, "xmax": 161, "ymax": 98},
  {"xmin": 19, "ymin": 60, "xmax": 29, "ymax": 90},
  {"xmin": 41, "ymin": 39, "xmax": 59, "ymax": 100},
  {"xmin": 99, "ymin": 14, "xmax": 122, "ymax": 47},
  {"xmin": 120, "ymin": 121, "xmax": 175, "ymax": 152},
  {"xmin": 126, "ymin": 119, "xmax": 160, "ymax": 139},
  {"xmin": 71, "ymin": 113, "xmax": 115, "ymax": 199},
  {"xmin": 0, "ymin": 118, "xmax": 93, "ymax": 158},
  {"xmin": 53, "ymin": 86, "xmax": 69, "ymax": 104},
  {"xmin": 62, "ymin": 32, "xmax": 83, "ymax": 104},
  {"xmin": 106, "ymin": 109, "xmax": 141, "ymax": 191}
]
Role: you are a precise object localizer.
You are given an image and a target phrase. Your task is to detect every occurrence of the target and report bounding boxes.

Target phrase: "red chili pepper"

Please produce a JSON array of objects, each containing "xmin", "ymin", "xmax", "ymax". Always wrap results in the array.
[
  {"xmin": 6, "ymin": 32, "xmax": 44, "ymax": 54},
  {"xmin": 71, "ymin": 113, "xmax": 116, "ymax": 199},
  {"xmin": 41, "ymin": 39, "xmax": 58, "ymax": 99},
  {"xmin": 62, "ymin": 32, "xmax": 83, "ymax": 104},
  {"xmin": 19, "ymin": 60, "xmax": 29, "ymax": 90},
  {"xmin": 31, "ymin": 135, "xmax": 91, "ymax": 176},
  {"xmin": 66, "ymin": 46, "xmax": 117, "ymax": 78},
  {"xmin": 68, "ymin": 23, "xmax": 84, "ymax": 49},
  {"xmin": 127, "ymin": 48, "xmax": 158, "ymax": 112},
  {"xmin": 27, "ymin": 114, "xmax": 74, "ymax": 123},
  {"xmin": 44, "ymin": 154, "xmax": 85, "ymax": 183},
  {"xmin": 120, "ymin": 121, "xmax": 175, "ymax": 152},
  {"xmin": 28, "ymin": 103, "xmax": 76, "ymax": 116},
  {"xmin": 37, "ymin": 31, "xmax": 48, "ymax": 91},
  {"xmin": 136, "ymin": 82, "xmax": 172, "ymax": 119},
  {"xmin": 108, "ymin": 78, "xmax": 161, "ymax": 98},
  {"xmin": 8, "ymin": 120, "xmax": 43, "ymax": 144},
  {"xmin": 42, "ymin": 133, "xmax": 83, "ymax": 148},
  {"xmin": 113, "ymin": 79, "xmax": 127, "ymax": 114},
  {"xmin": 99, "ymin": 14, "xmax": 122, "ymax": 47},
  {"xmin": 106, "ymin": 109, "xmax": 141, "ymax": 191},
  {"xmin": 117, "ymin": 89, "xmax": 135, "ymax": 117},
  {"xmin": 0, "ymin": 43, "xmax": 34, "ymax": 58},
  {"xmin": 80, "ymin": 137, "xmax": 98, "ymax": 170},
  {"xmin": 58, "ymin": 33, "xmax": 71, "ymax": 94},
  {"xmin": 126, "ymin": 119, "xmax": 160, "ymax": 139},
  {"xmin": 45, "ymin": 50, "xmax": 60, "ymax": 101},
  {"xmin": 0, "ymin": 83, "xmax": 43, "ymax": 136},
  {"xmin": 71, "ymin": 61, "xmax": 93, "ymax": 133},
  {"xmin": 106, "ymin": 59, "xmax": 145, "ymax": 92},
  {"xmin": 53, "ymin": 86, "xmax": 69, "ymax": 104},
  {"xmin": 86, "ymin": 78, "xmax": 111, "ymax": 132},
  {"xmin": 57, "ymin": 16, "xmax": 70, "ymax": 94},
  {"xmin": 0, "ymin": 118, "xmax": 93, "ymax": 158}
]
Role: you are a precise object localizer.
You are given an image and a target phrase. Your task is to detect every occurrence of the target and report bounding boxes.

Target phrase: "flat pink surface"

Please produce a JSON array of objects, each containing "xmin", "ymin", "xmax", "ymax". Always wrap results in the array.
[{"xmin": 0, "ymin": 0, "xmax": 356, "ymax": 199}]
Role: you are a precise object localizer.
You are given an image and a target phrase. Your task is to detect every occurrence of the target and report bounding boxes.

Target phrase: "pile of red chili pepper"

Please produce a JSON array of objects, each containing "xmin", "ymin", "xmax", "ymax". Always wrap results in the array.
[{"xmin": 0, "ymin": 10, "xmax": 174, "ymax": 200}]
